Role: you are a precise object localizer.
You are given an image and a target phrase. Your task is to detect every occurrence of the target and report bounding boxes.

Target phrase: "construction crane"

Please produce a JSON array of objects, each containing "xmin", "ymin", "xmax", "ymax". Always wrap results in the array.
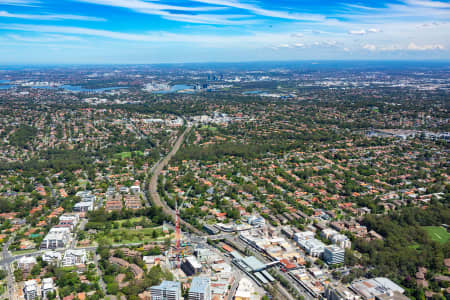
[{"xmin": 175, "ymin": 186, "xmax": 192, "ymax": 269}]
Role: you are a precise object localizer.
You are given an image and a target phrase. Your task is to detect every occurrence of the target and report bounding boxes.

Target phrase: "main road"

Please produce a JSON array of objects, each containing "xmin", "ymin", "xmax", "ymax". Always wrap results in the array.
[{"xmin": 147, "ymin": 126, "xmax": 204, "ymax": 236}]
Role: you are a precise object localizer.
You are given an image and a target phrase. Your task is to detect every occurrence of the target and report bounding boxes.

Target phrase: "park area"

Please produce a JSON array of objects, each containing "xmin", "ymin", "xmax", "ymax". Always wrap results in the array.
[
  {"xmin": 423, "ymin": 226, "xmax": 450, "ymax": 244},
  {"xmin": 96, "ymin": 225, "xmax": 173, "ymax": 244}
]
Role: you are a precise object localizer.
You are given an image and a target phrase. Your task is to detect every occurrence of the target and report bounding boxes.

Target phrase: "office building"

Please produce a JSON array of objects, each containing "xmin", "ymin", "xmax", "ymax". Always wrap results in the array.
[
  {"xmin": 188, "ymin": 277, "xmax": 211, "ymax": 300},
  {"xmin": 150, "ymin": 280, "xmax": 181, "ymax": 300},
  {"xmin": 181, "ymin": 256, "xmax": 202, "ymax": 276},
  {"xmin": 325, "ymin": 283, "xmax": 361, "ymax": 300},
  {"xmin": 324, "ymin": 246, "xmax": 345, "ymax": 265}
]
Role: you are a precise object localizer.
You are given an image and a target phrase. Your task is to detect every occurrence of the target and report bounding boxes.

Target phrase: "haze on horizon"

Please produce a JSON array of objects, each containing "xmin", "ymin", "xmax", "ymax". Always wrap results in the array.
[{"xmin": 0, "ymin": 0, "xmax": 449, "ymax": 64}]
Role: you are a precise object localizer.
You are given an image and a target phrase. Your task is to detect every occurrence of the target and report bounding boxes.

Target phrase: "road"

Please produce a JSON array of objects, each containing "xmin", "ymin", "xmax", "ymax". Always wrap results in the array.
[
  {"xmin": 147, "ymin": 126, "xmax": 204, "ymax": 236},
  {"xmin": 46, "ymin": 176, "xmax": 58, "ymax": 207},
  {"xmin": 93, "ymin": 252, "xmax": 107, "ymax": 295},
  {"xmin": 1, "ymin": 235, "xmax": 15, "ymax": 300}
]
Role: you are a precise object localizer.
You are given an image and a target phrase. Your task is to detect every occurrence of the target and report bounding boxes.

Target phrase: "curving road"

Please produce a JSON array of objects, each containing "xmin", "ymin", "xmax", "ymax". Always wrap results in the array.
[{"xmin": 148, "ymin": 126, "xmax": 204, "ymax": 236}]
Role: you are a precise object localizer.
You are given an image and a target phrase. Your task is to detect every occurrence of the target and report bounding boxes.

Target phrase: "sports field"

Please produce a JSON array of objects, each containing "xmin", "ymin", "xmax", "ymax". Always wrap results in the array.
[{"xmin": 423, "ymin": 226, "xmax": 450, "ymax": 244}]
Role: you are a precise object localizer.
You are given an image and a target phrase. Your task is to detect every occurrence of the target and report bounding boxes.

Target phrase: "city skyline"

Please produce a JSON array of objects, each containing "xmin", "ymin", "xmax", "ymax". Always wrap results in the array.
[{"xmin": 0, "ymin": 0, "xmax": 449, "ymax": 63}]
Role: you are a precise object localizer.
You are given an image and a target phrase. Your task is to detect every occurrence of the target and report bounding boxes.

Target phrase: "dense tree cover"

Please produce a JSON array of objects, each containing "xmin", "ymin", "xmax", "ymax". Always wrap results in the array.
[
  {"xmin": 85, "ymin": 206, "xmax": 172, "ymax": 231},
  {"xmin": 353, "ymin": 203, "xmax": 450, "ymax": 297},
  {"xmin": 44, "ymin": 263, "xmax": 103, "ymax": 299},
  {"xmin": 97, "ymin": 244, "xmax": 173, "ymax": 299},
  {"xmin": 8, "ymin": 125, "xmax": 37, "ymax": 148}
]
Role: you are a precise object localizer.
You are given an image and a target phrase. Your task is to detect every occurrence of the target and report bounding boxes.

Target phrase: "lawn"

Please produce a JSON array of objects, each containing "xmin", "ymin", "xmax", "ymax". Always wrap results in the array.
[
  {"xmin": 423, "ymin": 226, "xmax": 450, "ymax": 244},
  {"xmin": 201, "ymin": 125, "xmax": 217, "ymax": 131},
  {"xmin": 97, "ymin": 226, "xmax": 172, "ymax": 244},
  {"xmin": 115, "ymin": 151, "xmax": 144, "ymax": 159}
]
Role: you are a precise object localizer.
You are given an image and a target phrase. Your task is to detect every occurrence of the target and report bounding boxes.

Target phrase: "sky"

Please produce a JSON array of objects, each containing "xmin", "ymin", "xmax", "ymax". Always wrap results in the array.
[{"xmin": 0, "ymin": 0, "xmax": 449, "ymax": 64}]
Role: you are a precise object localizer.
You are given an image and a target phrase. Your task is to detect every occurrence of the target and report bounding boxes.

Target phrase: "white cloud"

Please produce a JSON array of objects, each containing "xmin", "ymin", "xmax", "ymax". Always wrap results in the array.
[
  {"xmin": 416, "ymin": 21, "xmax": 446, "ymax": 28},
  {"xmin": 362, "ymin": 42, "xmax": 445, "ymax": 51},
  {"xmin": 363, "ymin": 44, "xmax": 377, "ymax": 51},
  {"xmin": 348, "ymin": 29, "xmax": 366, "ymax": 35},
  {"xmin": 405, "ymin": 0, "xmax": 450, "ymax": 8},
  {"xmin": 367, "ymin": 28, "xmax": 382, "ymax": 33},
  {"xmin": 75, "ymin": 0, "xmax": 258, "ymax": 25},
  {"xmin": 407, "ymin": 42, "xmax": 445, "ymax": 50},
  {"xmin": 8, "ymin": 33, "xmax": 84, "ymax": 42},
  {"xmin": 0, "ymin": 11, "xmax": 106, "ymax": 21},
  {"xmin": 76, "ymin": 0, "xmax": 221, "ymax": 12},
  {"xmin": 190, "ymin": 0, "xmax": 325, "ymax": 21},
  {"xmin": 291, "ymin": 33, "xmax": 304, "ymax": 38},
  {"xmin": 0, "ymin": 0, "xmax": 38, "ymax": 6},
  {"xmin": 0, "ymin": 23, "xmax": 308, "ymax": 46}
]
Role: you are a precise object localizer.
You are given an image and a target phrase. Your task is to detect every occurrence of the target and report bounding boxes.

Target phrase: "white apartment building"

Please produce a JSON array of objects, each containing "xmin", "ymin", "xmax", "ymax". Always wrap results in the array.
[{"xmin": 62, "ymin": 249, "xmax": 87, "ymax": 266}]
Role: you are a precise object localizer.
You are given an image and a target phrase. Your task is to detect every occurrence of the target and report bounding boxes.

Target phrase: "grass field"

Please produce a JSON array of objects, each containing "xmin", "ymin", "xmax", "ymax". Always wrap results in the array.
[
  {"xmin": 423, "ymin": 226, "xmax": 450, "ymax": 244},
  {"xmin": 115, "ymin": 151, "xmax": 144, "ymax": 159},
  {"xmin": 96, "ymin": 226, "xmax": 172, "ymax": 244},
  {"xmin": 201, "ymin": 125, "xmax": 217, "ymax": 131}
]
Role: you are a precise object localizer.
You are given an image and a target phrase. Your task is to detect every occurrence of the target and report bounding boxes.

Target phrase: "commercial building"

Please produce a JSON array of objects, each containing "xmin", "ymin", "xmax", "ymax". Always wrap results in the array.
[
  {"xmin": 293, "ymin": 231, "xmax": 315, "ymax": 243},
  {"xmin": 188, "ymin": 277, "xmax": 211, "ymax": 300},
  {"xmin": 297, "ymin": 238, "xmax": 325, "ymax": 257},
  {"xmin": 325, "ymin": 283, "xmax": 361, "ymax": 300},
  {"xmin": 150, "ymin": 280, "xmax": 181, "ymax": 300},
  {"xmin": 350, "ymin": 278, "xmax": 407, "ymax": 300},
  {"xmin": 323, "ymin": 246, "xmax": 345, "ymax": 265},
  {"xmin": 181, "ymin": 256, "xmax": 202, "ymax": 276},
  {"xmin": 234, "ymin": 278, "xmax": 254, "ymax": 300},
  {"xmin": 247, "ymin": 216, "xmax": 265, "ymax": 227}
]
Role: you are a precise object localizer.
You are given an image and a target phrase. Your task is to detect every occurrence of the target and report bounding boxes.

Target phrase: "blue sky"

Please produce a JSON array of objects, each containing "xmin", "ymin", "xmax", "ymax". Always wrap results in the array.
[{"xmin": 0, "ymin": 0, "xmax": 449, "ymax": 63}]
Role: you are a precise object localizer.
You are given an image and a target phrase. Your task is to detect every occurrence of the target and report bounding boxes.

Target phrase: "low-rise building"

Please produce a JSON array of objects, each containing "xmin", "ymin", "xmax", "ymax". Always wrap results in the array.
[
  {"xmin": 234, "ymin": 277, "xmax": 254, "ymax": 300},
  {"xmin": 42, "ymin": 278, "xmax": 55, "ymax": 299},
  {"xmin": 105, "ymin": 200, "xmax": 123, "ymax": 212},
  {"xmin": 350, "ymin": 278, "xmax": 407, "ymax": 300},
  {"xmin": 62, "ymin": 249, "xmax": 87, "ymax": 266},
  {"xmin": 17, "ymin": 256, "xmax": 37, "ymax": 272},
  {"xmin": 40, "ymin": 227, "xmax": 71, "ymax": 249},
  {"xmin": 325, "ymin": 283, "xmax": 361, "ymax": 300},
  {"xmin": 42, "ymin": 251, "xmax": 62, "ymax": 264},
  {"xmin": 23, "ymin": 280, "xmax": 38, "ymax": 300}
]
